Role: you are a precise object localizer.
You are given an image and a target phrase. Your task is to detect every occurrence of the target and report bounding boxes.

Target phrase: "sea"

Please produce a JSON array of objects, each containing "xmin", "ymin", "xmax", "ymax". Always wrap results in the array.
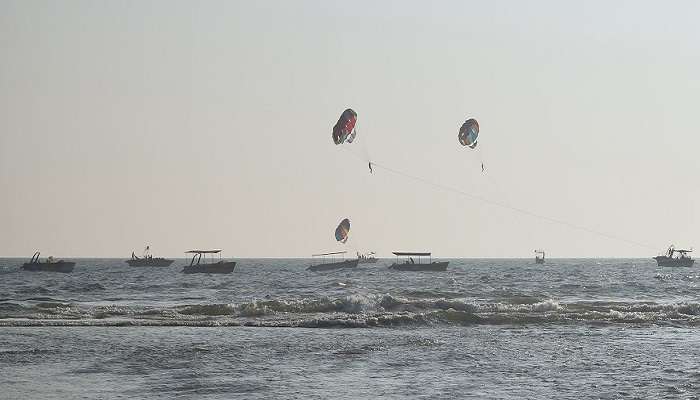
[{"xmin": 1, "ymin": 258, "xmax": 699, "ymax": 399}]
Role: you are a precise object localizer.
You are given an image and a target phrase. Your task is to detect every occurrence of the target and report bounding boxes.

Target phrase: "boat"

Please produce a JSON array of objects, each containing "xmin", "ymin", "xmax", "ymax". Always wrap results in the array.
[
  {"xmin": 308, "ymin": 251, "xmax": 359, "ymax": 272},
  {"xmin": 535, "ymin": 249, "xmax": 545, "ymax": 264},
  {"xmin": 388, "ymin": 252, "xmax": 448, "ymax": 271},
  {"xmin": 125, "ymin": 246, "xmax": 174, "ymax": 267},
  {"xmin": 181, "ymin": 249, "xmax": 236, "ymax": 274},
  {"xmin": 357, "ymin": 251, "xmax": 378, "ymax": 264},
  {"xmin": 654, "ymin": 245, "xmax": 694, "ymax": 267},
  {"xmin": 22, "ymin": 252, "xmax": 75, "ymax": 273}
]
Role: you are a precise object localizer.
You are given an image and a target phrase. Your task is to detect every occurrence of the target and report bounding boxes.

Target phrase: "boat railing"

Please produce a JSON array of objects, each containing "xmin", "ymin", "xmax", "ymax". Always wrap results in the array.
[
  {"xmin": 392, "ymin": 252, "xmax": 432, "ymax": 264},
  {"xmin": 311, "ymin": 251, "xmax": 347, "ymax": 265},
  {"xmin": 186, "ymin": 250, "xmax": 223, "ymax": 266},
  {"xmin": 190, "ymin": 253, "xmax": 202, "ymax": 266}
]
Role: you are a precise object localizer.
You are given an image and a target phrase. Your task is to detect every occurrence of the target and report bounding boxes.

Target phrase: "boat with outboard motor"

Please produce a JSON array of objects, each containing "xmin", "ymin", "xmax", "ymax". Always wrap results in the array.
[
  {"xmin": 125, "ymin": 245, "xmax": 173, "ymax": 267},
  {"xmin": 308, "ymin": 251, "xmax": 359, "ymax": 272},
  {"xmin": 181, "ymin": 249, "xmax": 236, "ymax": 274},
  {"xmin": 22, "ymin": 252, "xmax": 75, "ymax": 273},
  {"xmin": 388, "ymin": 252, "xmax": 448, "ymax": 271},
  {"xmin": 654, "ymin": 245, "xmax": 694, "ymax": 267}
]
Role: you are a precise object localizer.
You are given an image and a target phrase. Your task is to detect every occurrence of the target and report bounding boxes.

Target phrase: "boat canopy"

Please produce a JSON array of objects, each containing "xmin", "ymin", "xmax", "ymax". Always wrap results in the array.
[
  {"xmin": 392, "ymin": 252, "xmax": 431, "ymax": 256},
  {"xmin": 186, "ymin": 249, "xmax": 222, "ymax": 254},
  {"xmin": 312, "ymin": 251, "xmax": 347, "ymax": 257}
]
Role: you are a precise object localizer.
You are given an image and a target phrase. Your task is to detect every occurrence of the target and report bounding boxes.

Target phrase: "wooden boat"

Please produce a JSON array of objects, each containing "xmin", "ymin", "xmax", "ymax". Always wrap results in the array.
[
  {"xmin": 181, "ymin": 249, "xmax": 236, "ymax": 274},
  {"xmin": 22, "ymin": 252, "xmax": 75, "ymax": 273},
  {"xmin": 125, "ymin": 246, "xmax": 173, "ymax": 267},
  {"xmin": 308, "ymin": 251, "xmax": 359, "ymax": 272},
  {"xmin": 388, "ymin": 252, "xmax": 448, "ymax": 271},
  {"xmin": 535, "ymin": 250, "xmax": 545, "ymax": 264},
  {"xmin": 357, "ymin": 251, "xmax": 378, "ymax": 264},
  {"xmin": 654, "ymin": 245, "xmax": 694, "ymax": 267}
]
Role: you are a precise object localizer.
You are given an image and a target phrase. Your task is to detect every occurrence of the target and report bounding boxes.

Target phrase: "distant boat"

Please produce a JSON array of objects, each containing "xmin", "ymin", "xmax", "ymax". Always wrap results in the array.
[
  {"xmin": 308, "ymin": 251, "xmax": 359, "ymax": 272},
  {"xmin": 654, "ymin": 245, "xmax": 694, "ymax": 267},
  {"xmin": 22, "ymin": 251, "xmax": 75, "ymax": 273},
  {"xmin": 388, "ymin": 252, "xmax": 448, "ymax": 271},
  {"xmin": 181, "ymin": 249, "xmax": 236, "ymax": 274},
  {"xmin": 535, "ymin": 250, "xmax": 545, "ymax": 264},
  {"xmin": 125, "ymin": 246, "xmax": 173, "ymax": 267},
  {"xmin": 357, "ymin": 251, "xmax": 378, "ymax": 264}
]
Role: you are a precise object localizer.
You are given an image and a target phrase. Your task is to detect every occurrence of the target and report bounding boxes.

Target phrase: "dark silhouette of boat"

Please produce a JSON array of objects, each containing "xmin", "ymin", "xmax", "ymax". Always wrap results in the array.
[
  {"xmin": 535, "ymin": 250, "xmax": 545, "ymax": 264},
  {"xmin": 125, "ymin": 246, "xmax": 173, "ymax": 267},
  {"xmin": 388, "ymin": 252, "xmax": 448, "ymax": 271},
  {"xmin": 308, "ymin": 251, "xmax": 359, "ymax": 272},
  {"xmin": 357, "ymin": 251, "xmax": 378, "ymax": 264},
  {"xmin": 22, "ymin": 252, "xmax": 75, "ymax": 273},
  {"xmin": 654, "ymin": 245, "xmax": 694, "ymax": 267},
  {"xmin": 181, "ymin": 250, "xmax": 236, "ymax": 274}
]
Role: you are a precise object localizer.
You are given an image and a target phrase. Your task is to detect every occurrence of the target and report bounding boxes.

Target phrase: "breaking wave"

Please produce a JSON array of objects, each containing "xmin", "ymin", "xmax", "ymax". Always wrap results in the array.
[{"xmin": 2, "ymin": 294, "xmax": 700, "ymax": 328}]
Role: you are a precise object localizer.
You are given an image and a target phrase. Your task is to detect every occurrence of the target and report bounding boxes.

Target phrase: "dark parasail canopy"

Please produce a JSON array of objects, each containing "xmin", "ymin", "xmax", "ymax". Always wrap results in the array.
[
  {"xmin": 335, "ymin": 218, "xmax": 351, "ymax": 243},
  {"xmin": 458, "ymin": 118, "xmax": 479, "ymax": 149},
  {"xmin": 332, "ymin": 109, "xmax": 358, "ymax": 145}
]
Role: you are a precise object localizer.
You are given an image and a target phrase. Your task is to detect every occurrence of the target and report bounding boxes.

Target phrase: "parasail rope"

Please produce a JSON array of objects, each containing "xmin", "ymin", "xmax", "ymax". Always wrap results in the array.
[{"xmin": 341, "ymin": 147, "xmax": 656, "ymax": 251}]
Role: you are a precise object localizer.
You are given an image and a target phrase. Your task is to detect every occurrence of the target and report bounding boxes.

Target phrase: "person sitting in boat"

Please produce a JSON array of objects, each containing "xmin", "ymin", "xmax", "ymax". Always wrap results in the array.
[
  {"xmin": 409, "ymin": 257, "xmax": 415, "ymax": 264},
  {"xmin": 47, "ymin": 256, "xmax": 55, "ymax": 263}
]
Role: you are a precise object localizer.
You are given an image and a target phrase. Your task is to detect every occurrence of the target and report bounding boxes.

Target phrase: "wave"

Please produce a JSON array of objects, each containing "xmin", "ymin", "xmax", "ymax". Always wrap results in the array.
[{"xmin": 2, "ymin": 294, "xmax": 700, "ymax": 328}]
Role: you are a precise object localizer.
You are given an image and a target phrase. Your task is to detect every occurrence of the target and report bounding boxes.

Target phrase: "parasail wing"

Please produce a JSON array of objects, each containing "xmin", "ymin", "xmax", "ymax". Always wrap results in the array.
[
  {"xmin": 458, "ymin": 118, "xmax": 479, "ymax": 148},
  {"xmin": 334, "ymin": 218, "xmax": 351, "ymax": 243},
  {"xmin": 332, "ymin": 109, "xmax": 358, "ymax": 145}
]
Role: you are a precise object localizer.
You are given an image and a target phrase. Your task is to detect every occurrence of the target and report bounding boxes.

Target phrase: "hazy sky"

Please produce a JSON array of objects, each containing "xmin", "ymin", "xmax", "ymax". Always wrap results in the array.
[{"xmin": 2, "ymin": 1, "xmax": 699, "ymax": 258}]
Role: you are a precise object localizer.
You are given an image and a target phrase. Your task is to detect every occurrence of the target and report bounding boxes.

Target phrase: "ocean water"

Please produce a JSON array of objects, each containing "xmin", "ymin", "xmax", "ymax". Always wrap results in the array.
[{"xmin": 1, "ymin": 258, "xmax": 700, "ymax": 399}]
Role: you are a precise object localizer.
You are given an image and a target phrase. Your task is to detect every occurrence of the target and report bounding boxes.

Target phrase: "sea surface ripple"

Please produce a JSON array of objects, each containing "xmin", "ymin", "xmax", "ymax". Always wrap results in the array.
[{"xmin": 1, "ymin": 258, "xmax": 699, "ymax": 399}]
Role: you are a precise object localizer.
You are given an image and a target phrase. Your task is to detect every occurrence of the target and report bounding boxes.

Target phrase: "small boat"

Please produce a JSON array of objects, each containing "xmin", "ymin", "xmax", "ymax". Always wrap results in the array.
[
  {"xmin": 181, "ymin": 249, "xmax": 236, "ymax": 274},
  {"xmin": 308, "ymin": 251, "xmax": 359, "ymax": 272},
  {"xmin": 388, "ymin": 252, "xmax": 448, "ymax": 271},
  {"xmin": 125, "ymin": 246, "xmax": 174, "ymax": 267},
  {"xmin": 357, "ymin": 251, "xmax": 378, "ymax": 264},
  {"xmin": 535, "ymin": 250, "xmax": 545, "ymax": 264},
  {"xmin": 22, "ymin": 252, "xmax": 75, "ymax": 273},
  {"xmin": 654, "ymin": 245, "xmax": 694, "ymax": 267}
]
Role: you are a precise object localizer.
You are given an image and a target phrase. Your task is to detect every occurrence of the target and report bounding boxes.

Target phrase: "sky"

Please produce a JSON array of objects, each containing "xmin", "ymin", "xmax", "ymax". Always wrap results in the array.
[{"xmin": 1, "ymin": 0, "xmax": 699, "ymax": 258}]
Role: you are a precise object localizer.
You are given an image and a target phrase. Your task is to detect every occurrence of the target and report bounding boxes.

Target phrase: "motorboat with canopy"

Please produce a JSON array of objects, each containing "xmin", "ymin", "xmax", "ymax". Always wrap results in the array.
[
  {"xmin": 182, "ymin": 249, "xmax": 236, "ymax": 274},
  {"xmin": 654, "ymin": 245, "xmax": 694, "ymax": 267},
  {"xmin": 388, "ymin": 252, "xmax": 448, "ymax": 271},
  {"xmin": 308, "ymin": 251, "xmax": 359, "ymax": 272}
]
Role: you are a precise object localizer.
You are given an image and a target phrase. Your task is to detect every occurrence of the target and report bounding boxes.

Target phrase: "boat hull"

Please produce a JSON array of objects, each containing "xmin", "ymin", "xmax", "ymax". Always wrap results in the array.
[
  {"xmin": 535, "ymin": 258, "xmax": 545, "ymax": 264},
  {"xmin": 654, "ymin": 256, "xmax": 694, "ymax": 267},
  {"xmin": 358, "ymin": 258, "xmax": 378, "ymax": 264},
  {"xmin": 125, "ymin": 258, "xmax": 174, "ymax": 267},
  {"xmin": 308, "ymin": 259, "xmax": 359, "ymax": 272},
  {"xmin": 22, "ymin": 262, "xmax": 75, "ymax": 273},
  {"xmin": 388, "ymin": 261, "xmax": 449, "ymax": 271},
  {"xmin": 182, "ymin": 261, "xmax": 236, "ymax": 274}
]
